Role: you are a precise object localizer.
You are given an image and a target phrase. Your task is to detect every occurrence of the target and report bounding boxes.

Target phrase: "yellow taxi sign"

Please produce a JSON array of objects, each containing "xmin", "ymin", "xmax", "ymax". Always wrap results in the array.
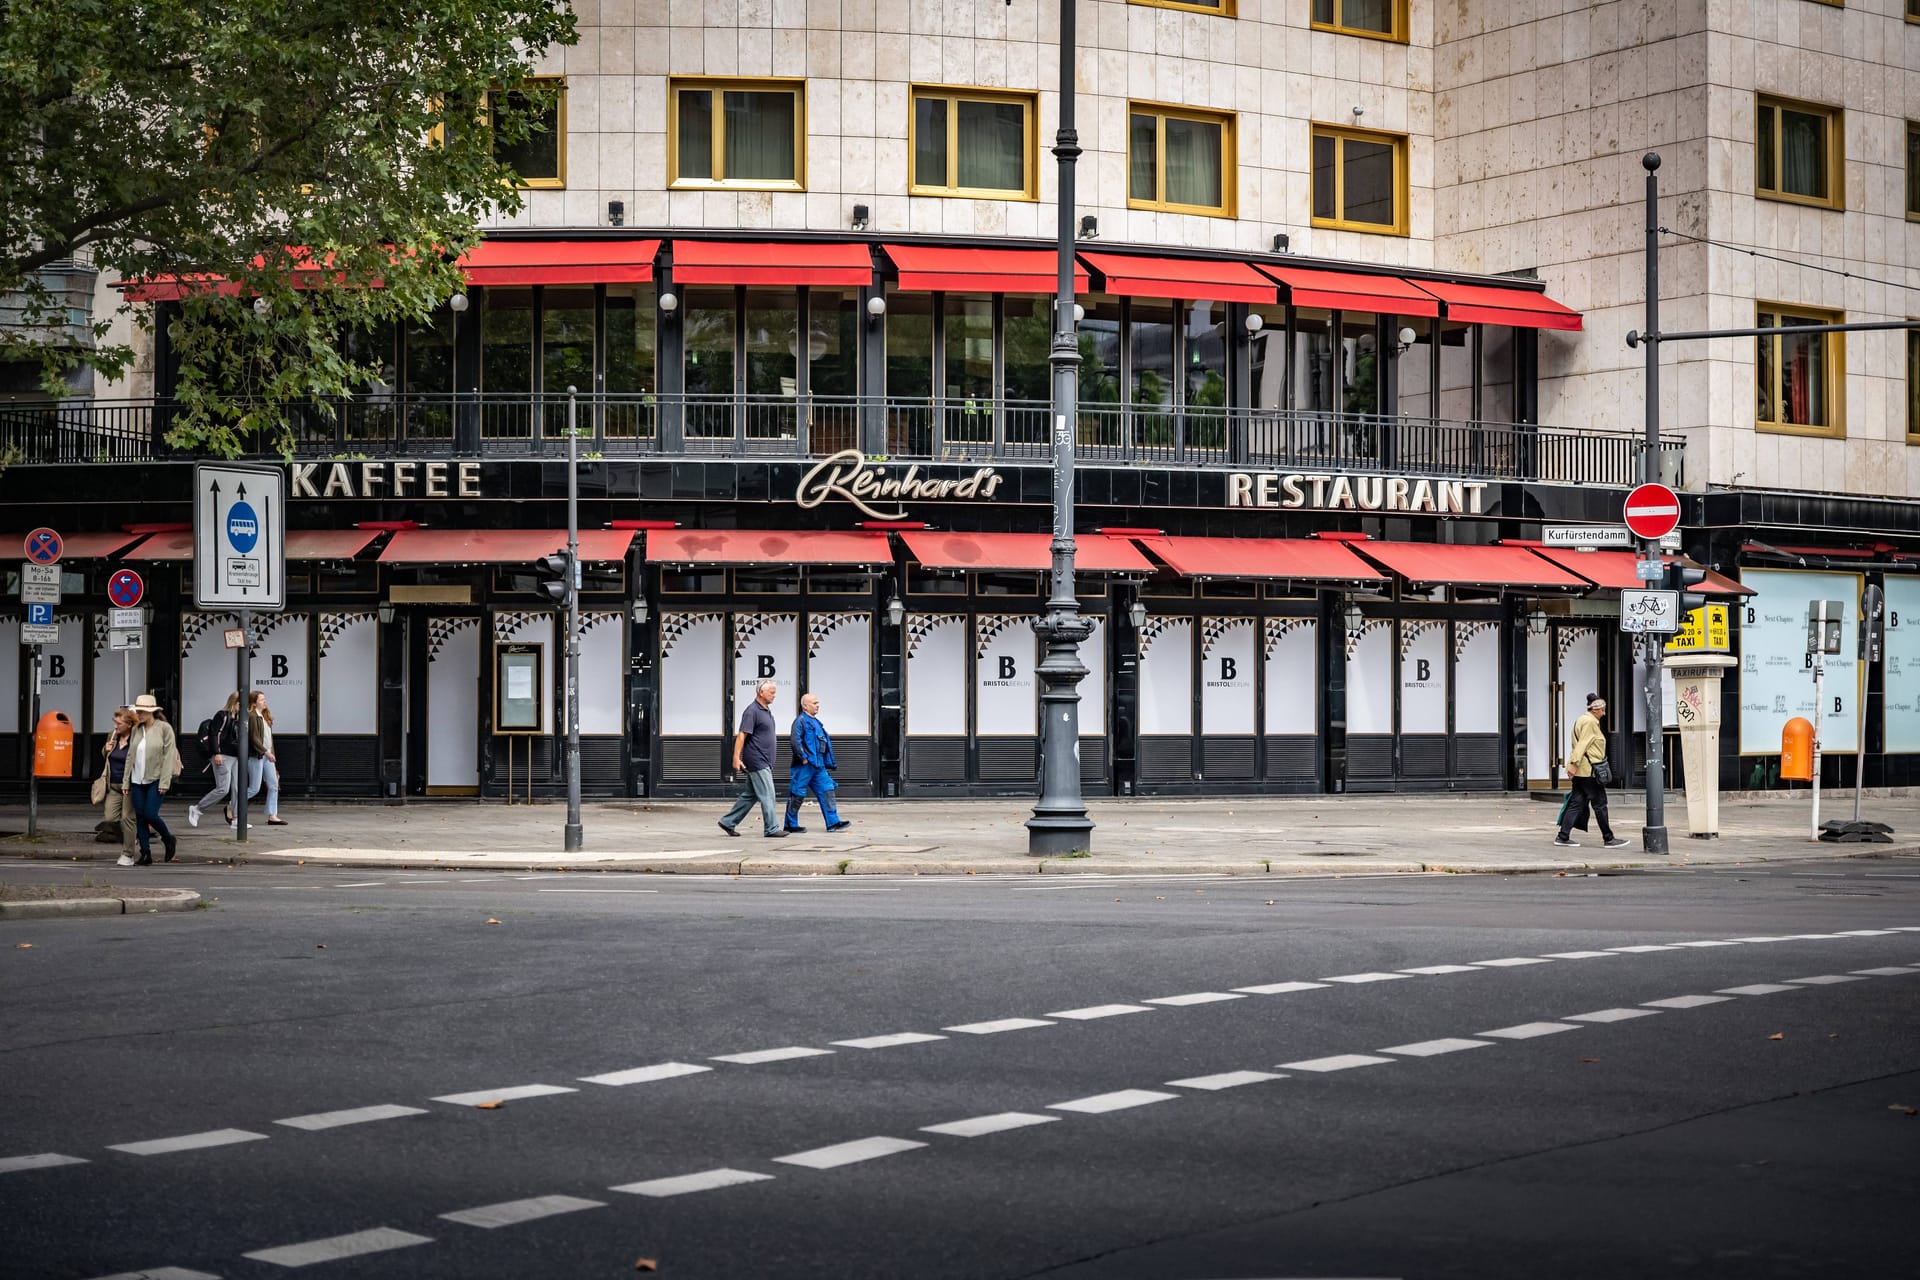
[{"xmin": 1665, "ymin": 603, "xmax": 1731, "ymax": 653}]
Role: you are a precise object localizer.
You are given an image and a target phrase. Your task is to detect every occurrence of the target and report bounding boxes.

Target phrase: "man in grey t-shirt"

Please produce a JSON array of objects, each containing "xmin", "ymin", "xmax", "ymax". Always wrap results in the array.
[{"xmin": 719, "ymin": 679, "xmax": 786, "ymax": 838}]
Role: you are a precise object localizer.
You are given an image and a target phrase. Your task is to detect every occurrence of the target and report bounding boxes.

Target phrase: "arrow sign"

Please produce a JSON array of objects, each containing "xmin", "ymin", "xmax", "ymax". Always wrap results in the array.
[
  {"xmin": 1623, "ymin": 483, "xmax": 1682, "ymax": 541},
  {"xmin": 194, "ymin": 463, "xmax": 285, "ymax": 610}
]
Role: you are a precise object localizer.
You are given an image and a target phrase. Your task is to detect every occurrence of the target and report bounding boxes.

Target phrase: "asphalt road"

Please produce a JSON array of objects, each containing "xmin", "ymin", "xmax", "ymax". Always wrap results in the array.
[{"xmin": 2, "ymin": 858, "xmax": 1917, "ymax": 1279}]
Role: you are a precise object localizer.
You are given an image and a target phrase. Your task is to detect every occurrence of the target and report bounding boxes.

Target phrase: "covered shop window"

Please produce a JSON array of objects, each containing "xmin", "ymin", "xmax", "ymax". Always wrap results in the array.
[{"xmin": 604, "ymin": 283, "xmax": 657, "ymax": 441}]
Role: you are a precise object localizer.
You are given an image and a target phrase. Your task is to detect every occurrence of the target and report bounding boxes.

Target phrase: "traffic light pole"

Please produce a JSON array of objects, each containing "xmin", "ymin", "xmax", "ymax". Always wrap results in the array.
[{"xmin": 563, "ymin": 389, "xmax": 583, "ymax": 853}]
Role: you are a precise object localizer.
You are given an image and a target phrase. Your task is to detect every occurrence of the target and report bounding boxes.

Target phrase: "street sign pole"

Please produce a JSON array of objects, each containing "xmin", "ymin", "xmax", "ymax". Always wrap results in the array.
[
  {"xmin": 26, "ymin": 645, "xmax": 40, "ymax": 838},
  {"xmin": 235, "ymin": 613, "xmax": 250, "ymax": 844},
  {"xmin": 563, "ymin": 388, "xmax": 583, "ymax": 853},
  {"xmin": 1638, "ymin": 155, "xmax": 1670, "ymax": 856}
]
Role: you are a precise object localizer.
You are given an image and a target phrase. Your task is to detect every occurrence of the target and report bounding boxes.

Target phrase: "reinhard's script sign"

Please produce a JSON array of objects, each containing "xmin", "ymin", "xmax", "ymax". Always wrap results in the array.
[
  {"xmin": 796, "ymin": 449, "xmax": 1004, "ymax": 521},
  {"xmin": 1227, "ymin": 472, "xmax": 1489, "ymax": 514}
]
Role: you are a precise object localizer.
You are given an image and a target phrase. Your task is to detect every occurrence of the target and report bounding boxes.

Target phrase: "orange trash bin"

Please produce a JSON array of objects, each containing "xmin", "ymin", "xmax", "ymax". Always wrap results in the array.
[
  {"xmin": 33, "ymin": 711, "xmax": 74, "ymax": 778},
  {"xmin": 1780, "ymin": 716, "xmax": 1814, "ymax": 781}
]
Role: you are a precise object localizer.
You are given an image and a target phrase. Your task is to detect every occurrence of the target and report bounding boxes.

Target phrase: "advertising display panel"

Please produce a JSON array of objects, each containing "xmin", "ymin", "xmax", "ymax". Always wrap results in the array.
[{"xmin": 1738, "ymin": 569, "xmax": 1860, "ymax": 754}]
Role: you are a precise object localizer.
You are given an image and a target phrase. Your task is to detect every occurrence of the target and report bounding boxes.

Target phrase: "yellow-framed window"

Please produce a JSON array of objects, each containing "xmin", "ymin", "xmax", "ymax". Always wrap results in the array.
[
  {"xmin": 1909, "ymin": 329, "xmax": 1920, "ymax": 442},
  {"xmin": 490, "ymin": 77, "xmax": 566, "ymax": 189},
  {"xmin": 1310, "ymin": 124, "xmax": 1408, "ymax": 234},
  {"xmin": 909, "ymin": 87, "xmax": 1038, "ymax": 199},
  {"xmin": 1129, "ymin": 0, "xmax": 1235, "ymax": 14},
  {"xmin": 1310, "ymin": 0, "xmax": 1408, "ymax": 41},
  {"xmin": 1907, "ymin": 122, "xmax": 1920, "ymax": 220},
  {"xmin": 1755, "ymin": 94, "xmax": 1843, "ymax": 209},
  {"xmin": 669, "ymin": 78, "xmax": 805, "ymax": 190},
  {"xmin": 1911, "ymin": 0, "xmax": 1920, "ymax": 21},
  {"xmin": 1756, "ymin": 304, "xmax": 1845, "ymax": 437},
  {"xmin": 1126, "ymin": 102, "xmax": 1235, "ymax": 218}
]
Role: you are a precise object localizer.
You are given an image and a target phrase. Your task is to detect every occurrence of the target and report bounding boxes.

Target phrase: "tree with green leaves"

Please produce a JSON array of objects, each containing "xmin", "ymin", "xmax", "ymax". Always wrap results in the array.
[{"xmin": 0, "ymin": 0, "xmax": 577, "ymax": 456}]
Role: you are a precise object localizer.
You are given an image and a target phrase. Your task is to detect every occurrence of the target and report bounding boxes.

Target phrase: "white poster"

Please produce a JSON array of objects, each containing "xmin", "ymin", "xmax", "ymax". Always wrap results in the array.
[
  {"xmin": 975, "ymin": 614, "xmax": 1037, "ymax": 736},
  {"xmin": 40, "ymin": 612, "xmax": 86, "ymax": 750},
  {"xmin": 181, "ymin": 612, "xmax": 241, "ymax": 731},
  {"xmin": 808, "ymin": 613, "xmax": 872, "ymax": 735},
  {"xmin": 318, "ymin": 612, "xmax": 379, "ymax": 734},
  {"xmin": 578, "ymin": 613, "xmax": 625, "ymax": 735},
  {"xmin": 426, "ymin": 615, "xmax": 480, "ymax": 787},
  {"xmin": 1884, "ymin": 578, "xmax": 1920, "ymax": 754},
  {"xmin": 91, "ymin": 615, "xmax": 150, "ymax": 730},
  {"xmin": 1557, "ymin": 627, "xmax": 1600, "ymax": 763},
  {"xmin": 1738, "ymin": 569, "xmax": 1861, "ymax": 754},
  {"xmin": 734, "ymin": 614, "xmax": 798, "ymax": 731},
  {"xmin": 1346, "ymin": 618, "xmax": 1393, "ymax": 735},
  {"xmin": 906, "ymin": 613, "xmax": 966, "ymax": 736},
  {"xmin": 1526, "ymin": 628, "xmax": 1550, "ymax": 782},
  {"xmin": 1399, "ymin": 620, "xmax": 1449, "ymax": 733},
  {"xmin": 0, "ymin": 617, "xmax": 18, "ymax": 733},
  {"xmin": 1199, "ymin": 617, "xmax": 1256, "ymax": 735},
  {"xmin": 248, "ymin": 612, "xmax": 309, "ymax": 733},
  {"xmin": 1077, "ymin": 616, "xmax": 1107, "ymax": 738},
  {"xmin": 660, "ymin": 613, "xmax": 725, "ymax": 736},
  {"xmin": 496, "ymin": 612, "xmax": 553, "ymax": 734},
  {"xmin": 1263, "ymin": 617, "xmax": 1317, "ymax": 735},
  {"xmin": 1138, "ymin": 616, "xmax": 1193, "ymax": 736},
  {"xmin": 1453, "ymin": 621, "xmax": 1501, "ymax": 734}
]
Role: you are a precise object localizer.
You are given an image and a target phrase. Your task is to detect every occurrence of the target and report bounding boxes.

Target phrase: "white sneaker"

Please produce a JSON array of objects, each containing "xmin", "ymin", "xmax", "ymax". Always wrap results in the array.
[
  {"xmin": 187, "ymin": 804, "xmax": 202, "ymax": 828},
  {"xmin": 116, "ymin": 854, "xmax": 135, "ymax": 867},
  {"xmin": 1603, "ymin": 837, "xmax": 1631, "ymax": 849},
  {"xmin": 1553, "ymin": 835, "xmax": 1579, "ymax": 847}
]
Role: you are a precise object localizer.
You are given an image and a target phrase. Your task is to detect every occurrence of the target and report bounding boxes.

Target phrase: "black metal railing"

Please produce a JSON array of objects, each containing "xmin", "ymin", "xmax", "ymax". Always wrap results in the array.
[{"xmin": 0, "ymin": 394, "xmax": 1686, "ymax": 488}]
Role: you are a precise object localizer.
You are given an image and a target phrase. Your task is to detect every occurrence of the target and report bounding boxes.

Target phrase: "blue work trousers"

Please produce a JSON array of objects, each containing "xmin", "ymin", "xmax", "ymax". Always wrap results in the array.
[{"xmin": 785, "ymin": 762, "xmax": 841, "ymax": 829}]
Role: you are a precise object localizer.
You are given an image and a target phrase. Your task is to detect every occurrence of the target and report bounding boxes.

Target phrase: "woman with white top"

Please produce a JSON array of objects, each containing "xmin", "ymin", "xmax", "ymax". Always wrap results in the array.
[
  {"xmin": 242, "ymin": 690, "xmax": 286, "ymax": 826},
  {"xmin": 124, "ymin": 694, "xmax": 180, "ymax": 864}
]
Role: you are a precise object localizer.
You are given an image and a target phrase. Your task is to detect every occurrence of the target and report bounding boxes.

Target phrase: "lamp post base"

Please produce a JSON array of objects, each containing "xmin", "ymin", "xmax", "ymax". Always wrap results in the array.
[
  {"xmin": 1026, "ymin": 810, "xmax": 1095, "ymax": 857},
  {"xmin": 1027, "ymin": 609, "xmax": 1094, "ymax": 857}
]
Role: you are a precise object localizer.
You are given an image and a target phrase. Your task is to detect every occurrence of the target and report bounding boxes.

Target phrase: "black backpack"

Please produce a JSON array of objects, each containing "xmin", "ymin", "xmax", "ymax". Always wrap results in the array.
[{"xmin": 195, "ymin": 711, "xmax": 225, "ymax": 759}]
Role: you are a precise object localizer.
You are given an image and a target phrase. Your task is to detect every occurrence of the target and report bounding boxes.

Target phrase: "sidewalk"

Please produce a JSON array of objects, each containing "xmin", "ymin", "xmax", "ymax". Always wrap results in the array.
[{"xmin": 4, "ymin": 790, "xmax": 1916, "ymax": 876}]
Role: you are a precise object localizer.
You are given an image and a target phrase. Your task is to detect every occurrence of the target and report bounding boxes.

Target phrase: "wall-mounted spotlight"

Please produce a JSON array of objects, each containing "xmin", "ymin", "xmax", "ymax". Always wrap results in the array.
[
  {"xmin": 851, "ymin": 203, "xmax": 870, "ymax": 231},
  {"xmin": 867, "ymin": 294, "xmax": 887, "ymax": 327},
  {"xmin": 658, "ymin": 291, "xmax": 679, "ymax": 315},
  {"xmin": 1272, "ymin": 232, "xmax": 1289, "ymax": 254},
  {"xmin": 448, "ymin": 292, "xmax": 469, "ymax": 314},
  {"xmin": 1392, "ymin": 325, "xmax": 1418, "ymax": 355},
  {"xmin": 1245, "ymin": 312, "xmax": 1265, "ymax": 335},
  {"xmin": 608, "ymin": 199, "xmax": 625, "ymax": 227},
  {"xmin": 1079, "ymin": 214, "xmax": 1098, "ymax": 239}
]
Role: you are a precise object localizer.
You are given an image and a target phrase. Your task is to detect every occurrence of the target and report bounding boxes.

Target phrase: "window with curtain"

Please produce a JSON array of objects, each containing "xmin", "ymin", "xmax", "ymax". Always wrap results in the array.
[
  {"xmin": 1756, "ymin": 305, "xmax": 1843, "ymax": 435},
  {"xmin": 911, "ymin": 88, "xmax": 1035, "ymax": 197},
  {"xmin": 1311, "ymin": 125, "xmax": 1407, "ymax": 233},
  {"xmin": 490, "ymin": 78, "xmax": 565, "ymax": 188},
  {"xmin": 1311, "ymin": 0, "xmax": 1406, "ymax": 41},
  {"xmin": 1126, "ymin": 104, "xmax": 1233, "ymax": 215},
  {"xmin": 670, "ymin": 79, "xmax": 804, "ymax": 188},
  {"xmin": 1756, "ymin": 95, "xmax": 1840, "ymax": 208}
]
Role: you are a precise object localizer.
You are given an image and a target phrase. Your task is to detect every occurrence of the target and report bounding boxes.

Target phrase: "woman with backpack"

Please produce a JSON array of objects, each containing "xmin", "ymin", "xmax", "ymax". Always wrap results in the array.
[{"xmin": 188, "ymin": 691, "xmax": 242, "ymax": 829}]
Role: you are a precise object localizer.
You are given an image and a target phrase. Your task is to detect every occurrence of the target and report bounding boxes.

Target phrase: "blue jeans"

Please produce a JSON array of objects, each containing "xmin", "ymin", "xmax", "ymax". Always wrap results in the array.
[
  {"xmin": 785, "ymin": 762, "xmax": 841, "ymax": 829},
  {"xmin": 246, "ymin": 757, "xmax": 280, "ymax": 817},
  {"xmin": 721, "ymin": 767, "xmax": 779, "ymax": 835},
  {"xmin": 128, "ymin": 782, "xmax": 172, "ymax": 855}
]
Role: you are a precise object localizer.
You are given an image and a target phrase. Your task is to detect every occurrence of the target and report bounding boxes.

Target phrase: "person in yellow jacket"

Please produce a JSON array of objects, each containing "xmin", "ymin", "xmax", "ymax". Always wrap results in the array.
[{"xmin": 1555, "ymin": 694, "xmax": 1630, "ymax": 848}]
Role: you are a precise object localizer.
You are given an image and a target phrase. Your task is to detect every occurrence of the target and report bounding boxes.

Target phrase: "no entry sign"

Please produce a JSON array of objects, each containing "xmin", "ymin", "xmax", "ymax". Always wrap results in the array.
[{"xmin": 1623, "ymin": 483, "xmax": 1681, "ymax": 541}]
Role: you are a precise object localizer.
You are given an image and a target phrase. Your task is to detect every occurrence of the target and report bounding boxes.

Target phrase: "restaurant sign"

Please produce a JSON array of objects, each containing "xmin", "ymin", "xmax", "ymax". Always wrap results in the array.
[
  {"xmin": 796, "ymin": 449, "xmax": 1005, "ymax": 521},
  {"xmin": 1227, "ymin": 472, "xmax": 1490, "ymax": 515}
]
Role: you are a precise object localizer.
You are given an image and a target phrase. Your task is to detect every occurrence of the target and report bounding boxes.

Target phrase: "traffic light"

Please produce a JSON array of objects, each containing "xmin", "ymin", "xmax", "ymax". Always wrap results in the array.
[
  {"xmin": 536, "ymin": 552, "xmax": 573, "ymax": 606},
  {"xmin": 1664, "ymin": 562, "xmax": 1708, "ymax": 615}
]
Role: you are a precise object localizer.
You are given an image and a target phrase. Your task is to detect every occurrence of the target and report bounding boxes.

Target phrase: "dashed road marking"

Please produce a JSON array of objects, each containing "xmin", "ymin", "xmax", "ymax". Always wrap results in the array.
[
  {"xmin": 1233, "ymin": 981, "xmax": 1330, "ymax": 994},
  {"xmin": 830, "ymin": 1032, "xmax": 948, "ymax": 1049},
  {"xmin": 537, "ymin": 888, "xmax": 660, "ymax": 894},
  {"xmin": 87, "ymin": 1269, "xmax": 220, "ymax": 1280},
  {"xmin": 1473, "ymin": 957, "xmax": 1553, "ymax": 968},
  {"xmin": 1609, "ymin": 945, "xmax": 1680, "ymax": 953},
  {"xmin": 107, "ymin": 1129, "xmax": 269, "ymax": 1157},
  {"xmin": 243, "ymin": 1226, "xmax": 433, "ymax": 1268},
  {"xmin": 943, "ymin": 1017, "xmax": 1056, "ymax": 1035},
  {"xmin": 1565, "ymin": 1008, "xmax": 1662, "ymax": 1023},
  {"xmin": 1641, "ymin": 995, "xmax": 1733, "ymax": 1009},
  {"xmin": 1480, "ymin": 1022, "xmax": 1581, "ymax": 1040},
  {"xmin": 1789, "ymin": 974, "xmax": 1868, "ymax": 985},
  {"xmin": 1729, "ymin": 936, "xmax": 1798, "ymax": 943},
  {"xmin": 430, "ymin": 1085, "xmax": 577, "ymax": 1106},
  {"xmin": 1851, "ymin": 966, "xmax": 1919, "ymax": 976},
  {"xmin": 611, "ymin": 1168, "xmax": 773, "ymax": 1198},
  {"xmin": 1322, "ymin": 972, "xmax": 1413, "ymax": 984},
  {"xmin": 1048, "ymin": 1089, "xmax": 1180, "ymax": 1114},
  {"xmin": 1380, "ymin": 1038, "xmax": 1494, "ymax": 1057},
  {"xmin": 920, "ymin": 1112, "xmax": 1061, "ymax": 1138},
  {"xmin": 579, "ymin": 1062, "xmax": 712, "ymax": 1086},
  {"xmin": 1279, "ymin": 1054, "xmax": 1397, "ymax": 1072},
  {"xmin": 1542, "ymin": 951, "xmax": 1620, "ymax": 959},
  {"xmin": 1046, "ymin": 1004, "xmax": 1155, "ymax": 1020},
  {"xmin": 1834, "ymin": 929, "xmax": 1898, "ymax": 937},
  {"xmin": 1671, "ymin": 940, "xmax": 1743, "ymax": 948},
  {"xmin": 710, "ymin": 1047, "xmax": 834, "ymax": 1065},
  {"xmin": 274, "ymin": 1104, "xmax": 426, "ymax": 1132},
  {"xmin": 1166, "ymin": 1070, "xmax": 1287, "ymax": 1091},
  {"xmin": 439, "ymin": 1194, "xmax": 605, "ymax": 1229},
  {"xmin": 1143, "ymin": 992, "xmax": 1244, "ymax": 1006},
  {"xmin": 0, "ymin": 1152, "xmax": 87, "ymax": 1174},
  {"xmin": 335, "ymin": 881, "xmax": 387, "ymax": 888},
  {"xmin": 773, "ymin": 1136, "xmax": 927, "ymax": 1169},
  {"xmin": 1717, "ymin": 983, "xmax": 1804, "ymax": 995},
  {"xmin": 1400, "ymin": 964, "xmax": 1483, "ymax": 975}
]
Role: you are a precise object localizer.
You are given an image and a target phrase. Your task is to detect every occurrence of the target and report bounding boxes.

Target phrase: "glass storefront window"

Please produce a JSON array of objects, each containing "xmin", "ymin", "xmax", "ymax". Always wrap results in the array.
[
  {"xmin": 1342, "ymin": 317, "xmax": 1380, "ymax": 418},
  {"xmin": 736, "ymin": 568, "xmax": 802, "ymax": 593},
  {"xmin": 1130, "ymin": 298, "xmax": 1176, "ymax": 448},
  {"xmin": 1480, "ymin": 324, "xmax": 1516, "ymax": 424},
  {"xmin": 541, "ymin": 288, "xmax": 595, "ymax": 394},
  {"xmin": 1185, "ymin": 300, "xmax": 1229, "ymax": 451},
  {"xmin": 1436, "ymin": 323, "xmax": 1473, "ymax": 422},
  {"xmin": 1292, "ymin": 310, "xmax": 1335, "ymax": 415},
  {"xmin": 1395, "ymin": 318, "xmax": 1435, "ymax": 422},
  {"xmin": 1247, "ymin": 303, "xmax": 1286, "ymax": 412},
  {"xmin": 909, "ymin": 568, "xmax": 966, "ymax": 594},
  {"xmin": 944, "ymin": 293, "xmax": 994, "ymax": 449},
  {"xmin": 885, "ymin": 290, "xmax": 934, "ymax": 399},
  {"xmin": 604, "ymin": 284, "xmax": 657, "ymax": 441},
  {"xmin": 480, "ymin": 288, "xmax": 534, "ymax": 393},
  {"xmin": 661, "ymin": 571, "xmax": 726, "ymax": 593},
  {"xmin": 744, "ymin": 288, "xmax": 799, "ymax": 399},
  {"xmin": 808, "ymin": 290, "xmax": 858, "ymax": 397},
  {"xmin": 808, "ymin": 571, "xmax": 874, "ymax": 594},
  {"xmin": 1077, "ymin": 295, "xmax": 1123, "ymax": 446},
  {"xmin": 1002, "ymin": 296, "xmax": 1051, "ymax": 404},
  {"xmin": 976, "ymin": 573, "xmax": 1041, "ymax": 596},
  {"xmin": 684, "ymin": 288, "xmax": 736, "ymax": 398}
]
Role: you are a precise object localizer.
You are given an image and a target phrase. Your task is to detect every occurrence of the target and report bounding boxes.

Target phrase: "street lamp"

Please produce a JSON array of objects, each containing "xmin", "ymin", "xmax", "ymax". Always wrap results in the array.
[
  {"xmin": 1026, "ymin": 0, "xmax": 1094, "ymax": 857},
  {"xmin": 449, "ymin": 291, "xmax": 469, "ymax": 444}
]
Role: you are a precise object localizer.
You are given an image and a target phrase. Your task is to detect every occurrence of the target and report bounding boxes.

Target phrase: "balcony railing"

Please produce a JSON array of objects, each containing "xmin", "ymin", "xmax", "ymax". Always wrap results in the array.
[{"xmin": 0, "ymin": 394, "xmax": 1685, "ymax": 489}]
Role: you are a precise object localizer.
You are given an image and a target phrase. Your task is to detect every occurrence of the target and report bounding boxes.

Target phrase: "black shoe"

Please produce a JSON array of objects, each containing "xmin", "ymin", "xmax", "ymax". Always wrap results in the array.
[
  {"xmin": 785, "ymin": 825, "xmax": 808, "ymax": 834},
  {"xmin": 224, "ymin": 805, "xmax": 234, "ymax": 824},
  {"xmin": 828, "ymin": 821, "xmax": 852, "ymax": 832},
  {"xmin": 135, "ymin": 852, "xmax": 153, "ymax": 866},
  {"xmin": 764, "ymin": 830, "xmax": 788, "ymax": 838},
  {"xmin": 162, "ymin": 834, "xmax": 177, "ymax": 862},
  {"xmin": 718, "ymin": 822, "xmax": 739, "ymax": 838}
]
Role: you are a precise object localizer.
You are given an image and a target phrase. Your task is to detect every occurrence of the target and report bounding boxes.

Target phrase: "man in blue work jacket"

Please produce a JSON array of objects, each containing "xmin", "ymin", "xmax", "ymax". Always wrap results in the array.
[{"xmin": 786, "ymin": 692, "xmax": 852, "ymax": 834}]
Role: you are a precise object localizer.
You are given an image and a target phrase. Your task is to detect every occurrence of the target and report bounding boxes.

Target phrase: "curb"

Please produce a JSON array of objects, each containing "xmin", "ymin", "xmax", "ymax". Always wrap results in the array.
[{"xmin": 0, "ymin": 888, "xmax": 203, "ymax": 919}]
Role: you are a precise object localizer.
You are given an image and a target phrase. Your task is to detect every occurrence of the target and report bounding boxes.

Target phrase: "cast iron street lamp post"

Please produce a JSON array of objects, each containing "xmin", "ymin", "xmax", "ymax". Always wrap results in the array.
[
  {"xmin": 563, "ymin": 388, "xmax": 583, "ymax": 851},
  {"xmin": 1026, "ymin": 0, "xmax": 1094, "ymax": 856}
]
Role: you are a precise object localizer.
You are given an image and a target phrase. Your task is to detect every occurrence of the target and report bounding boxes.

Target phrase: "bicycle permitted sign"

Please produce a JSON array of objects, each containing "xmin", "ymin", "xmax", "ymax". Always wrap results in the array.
[{"xmin": 1621, "ymin": 588, "xmax": 1680, "ymax": 634}]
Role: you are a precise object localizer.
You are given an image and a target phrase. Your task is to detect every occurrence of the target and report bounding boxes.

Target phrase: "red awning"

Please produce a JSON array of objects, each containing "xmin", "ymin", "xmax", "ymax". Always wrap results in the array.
[
  {"xmin": 670, "ymin": 241, "xmax": 873, "ymax": 287},
  {"xmin": 5, "ymin": 531, "xmax": 140, "ymax": 559},
  {"xmin": 457, "ymin": 239, "xmax": 659, "ymax": 286},
  {"xmin": 122, "ymin": 530, "xmax": 195, "ymax": 560},
  {"xmin": 644, "ymin": 529, "xmax": 894, "ymax": 566},
  {"xmin": 123, "ymin": 528, "xmax": 382, "ymax": 561},
  {"xmin": 1136, "ymin": 536, "xmax": 1386, "ymax": 582},
  {"xmin": 1259, "ymin": 266, "xmax": 1441, "ymax": 317},
  {"xmin": 1531, "ymin": 549, "xmax": 1751, "ymax": 595},
  {"xmin": 883, "ymin": 245, "xmax": 1086, "ymax": 294},
  {"xmin": 902, "ymin": 531, "xmax": 1152, "ymax": 573},
  {"xmin": 378, "ymin": 529, "xmax": 635, "ymax": 564},
  {"xmin": 1413, "ymin": 280, "xmax": 1582, "ymax": 331},
  {"xmin": 1079, "ymin": 252, "xmax": 1278, "ymax": 305},
  {"xmin": 1355, "ymin": 541, "xmax": 1588, "ymax": 588}
]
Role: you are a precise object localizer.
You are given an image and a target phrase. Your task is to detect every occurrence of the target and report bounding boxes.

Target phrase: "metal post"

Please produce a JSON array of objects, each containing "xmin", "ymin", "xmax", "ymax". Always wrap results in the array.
[
  {"xmin": 123, "ymin": 649, "xmax": 131, "ymax": 707},
  {"xmin": 1638, "ymin": 152, "xmax": 1670, "ymax": 856},
  {"xmin": 27, "ymin": 646, "xmax": 40, "ymax": 838},
  {"xmin": 1026, "ymin": 0, "xmax": 1094, "ymax": 856},
  {"xmin": 1811, "ymin": 653, "xmax": 1825, "ymax": 840},
  {"xmin": 235, "ymin": 611, "xmax": 250, "ymax": 844},
  {"xmin": 563, "ymin": 388, "xmax": 583, "ymax": 852}
]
